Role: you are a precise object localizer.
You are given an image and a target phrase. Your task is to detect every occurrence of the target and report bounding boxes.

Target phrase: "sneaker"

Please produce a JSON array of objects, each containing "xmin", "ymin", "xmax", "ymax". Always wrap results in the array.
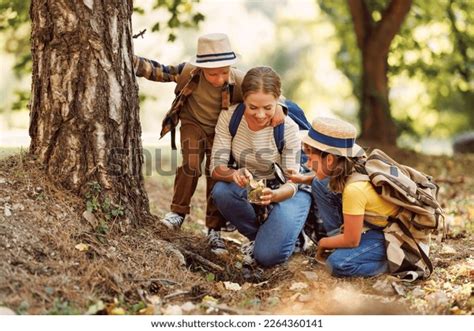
[
  {"xmin": 240, "ymin": 241, "xmax": 256, "ymax": 266},
  {"xmin": 160, "ymin": 212, "xmax": 185, "ymax": 230},
  {"xmin": 207, "ymin": 229, "xmax": 228, "ymax": 255},
  {"xmin": 221, "ymin": 220, "xmax": 237, "ymax": 232},
  {"xmin": 294, "ymin": 231, "xmax": 311, "ymax": 253}
]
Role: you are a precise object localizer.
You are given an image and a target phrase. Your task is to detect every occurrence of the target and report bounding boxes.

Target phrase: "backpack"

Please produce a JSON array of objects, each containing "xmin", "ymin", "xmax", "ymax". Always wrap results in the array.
[
  {"xmin": 228, "ymin": 99, "xmax": 311, "ymax": 165},
  {"xmin": 348, "ymin": 149, "xmax": 445, "ymax": 281}
]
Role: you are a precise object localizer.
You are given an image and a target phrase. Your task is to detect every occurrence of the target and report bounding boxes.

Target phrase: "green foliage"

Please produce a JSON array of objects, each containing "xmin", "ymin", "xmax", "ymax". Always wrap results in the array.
[
  {"xmin": 319, "ymin": 0, "xmax": 474, "ymax": 139},
  {"xmin": 134, "ymin": 0, "xmax": 205, "ymax": 42},
  {"xmin": 48, "ymin": 298, "xmax": 80, "ymax": 315},
  {"xmin": 85, "ymin": 181, "xmax": 125, "ymax": 227}
]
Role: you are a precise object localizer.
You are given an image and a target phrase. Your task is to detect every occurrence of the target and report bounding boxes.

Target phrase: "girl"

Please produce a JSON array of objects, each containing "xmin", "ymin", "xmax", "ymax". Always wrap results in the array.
[
  {"xmin": 289, "ymin": 117, "xmax": 395, "ymax": 277},
  {"xmin": 210, "ymin": 66, "xmax": 311, "ymax": 267}
]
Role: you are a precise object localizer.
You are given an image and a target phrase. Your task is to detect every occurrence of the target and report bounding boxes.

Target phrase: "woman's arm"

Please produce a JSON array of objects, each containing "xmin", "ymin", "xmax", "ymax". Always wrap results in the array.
[
  {"xmin": 212, "ymin": 166, "xmax": 252, "ymax": 187},
  {"xmin": 318, "ymin": 214, "xmax": 364, "ymax": 249}
]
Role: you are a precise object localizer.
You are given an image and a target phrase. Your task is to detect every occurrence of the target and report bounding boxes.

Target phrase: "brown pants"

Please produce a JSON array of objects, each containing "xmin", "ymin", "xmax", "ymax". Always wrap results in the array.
[{"xmin": 170, "ymin": 120, "xmax": 225, "ymax": 230}]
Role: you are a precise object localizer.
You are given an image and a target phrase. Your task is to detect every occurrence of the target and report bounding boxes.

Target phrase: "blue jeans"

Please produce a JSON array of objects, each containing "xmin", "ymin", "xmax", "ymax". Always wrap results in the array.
[
  {"xmin": 311, "ymin": 177, "xmax": 388, "ymax": 277},
  {"xmin": 212, "ymin": 181, "xmax": 311, "ymax": 267}
]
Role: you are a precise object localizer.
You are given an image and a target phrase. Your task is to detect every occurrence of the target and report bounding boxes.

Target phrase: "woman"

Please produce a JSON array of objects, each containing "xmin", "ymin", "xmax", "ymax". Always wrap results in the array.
[
  {"xmin": 210, "ymin": 66, "xmax": 311, "ymax": 267},
  {"xmin": 289, "ymin": 117, "xmax": 392, "ymax": 277}
]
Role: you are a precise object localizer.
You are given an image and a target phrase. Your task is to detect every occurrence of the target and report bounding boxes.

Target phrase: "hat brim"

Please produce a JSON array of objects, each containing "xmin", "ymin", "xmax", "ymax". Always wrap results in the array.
[
  {"xmin": 301, "ymin": 133, "xmax": 365, "ymax": 158},
  {"xmin": 189, "ymin": 53, "xmax": 241, "ymax": 68}
]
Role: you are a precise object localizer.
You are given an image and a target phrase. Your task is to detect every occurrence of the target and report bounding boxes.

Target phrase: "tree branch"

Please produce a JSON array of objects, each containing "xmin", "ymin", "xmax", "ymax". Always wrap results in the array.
[
  {"xmin": 372, "ymin": 0, "xmax": 412, "ymax": 54},
  {"xmin": 348, "ymin": 0, "xmax": 373, "ymax": 50}
]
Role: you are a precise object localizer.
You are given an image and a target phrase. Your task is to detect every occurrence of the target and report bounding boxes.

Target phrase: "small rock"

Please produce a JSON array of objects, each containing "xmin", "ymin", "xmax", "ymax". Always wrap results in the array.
[
  {"xmin": 223, "ymin": 281, "xmax": 241, "ymax": 291},
  {"xmin": 0, "ymin": 307, "xmax": 16, "ymax": 315},
  {"xmin": 297, "ymin": 294, "xmax": 313, "ymax": 302},
  {"xmin": 391, "ymin": 282, "xmax": 407, "ymax": 296},
  {"xmin": 301, "ymin": 271, "xmax": 318, "ymax": 281},
  {"xmin": 161, "ymin": 305, "xmax": 182, "ymax": 315},
  {"xmin": 12, "ymin": 203, "xmax": 24, "ymax": 211},
  {"xmin": 373, "ymin": 279, "xmax": 396, "ymax": 295},
  {"xmin": 0, "ymin": 178, "xmax": 6, "ymax": 184},
  {"xmin": 289, "ymin": 282, "xmax": 308, "ymax": 291},
  {"xmin": 411, "ymin": 287, "xmax": 425, "ymax": 298},
  {"xmin": 440, "ymin": 245, "xmax": 457, "ymax": 255},
  {"xmin": 4, "ymin": 206, "xmax": 12, "ymax": 217},
  {"xmin": 180, "ymin": 302, "xmax": 196, "ymax": 313},
  {"xmin": 426, "ymin": 291, "xmax": 450, "ymax": 310}
]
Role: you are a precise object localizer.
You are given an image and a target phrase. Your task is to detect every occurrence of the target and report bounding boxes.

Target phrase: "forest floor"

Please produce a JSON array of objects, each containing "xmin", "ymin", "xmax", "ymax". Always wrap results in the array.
[{"xmin": 0, "ymin": 145, "xmax": 473, "ymax": 315}]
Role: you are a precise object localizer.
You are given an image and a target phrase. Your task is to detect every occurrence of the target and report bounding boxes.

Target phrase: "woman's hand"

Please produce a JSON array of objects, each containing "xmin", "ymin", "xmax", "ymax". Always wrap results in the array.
[
  {"xmin": 270, "ymin": 104, "xmax": 286, "ymax": 127},
  {"xmin": 232, "ymin": 168, "xmax": 252, "ymax": 188},
  {"xmin": 258, "ymin": 187, "xmax": 274, "ymax": 205}
]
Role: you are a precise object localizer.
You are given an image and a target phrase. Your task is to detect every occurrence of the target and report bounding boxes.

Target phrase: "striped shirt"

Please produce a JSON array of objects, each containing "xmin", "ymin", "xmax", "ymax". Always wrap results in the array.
[{"xmin": 211, "ymin": 104, "xmax": 301, "ymax": 181}]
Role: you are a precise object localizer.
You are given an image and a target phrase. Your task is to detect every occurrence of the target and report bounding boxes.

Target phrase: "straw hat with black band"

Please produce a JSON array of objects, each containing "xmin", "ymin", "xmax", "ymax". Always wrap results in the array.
[{"xmin": 189, "ymin": 33, "xmax": 241, "ymax": 68}]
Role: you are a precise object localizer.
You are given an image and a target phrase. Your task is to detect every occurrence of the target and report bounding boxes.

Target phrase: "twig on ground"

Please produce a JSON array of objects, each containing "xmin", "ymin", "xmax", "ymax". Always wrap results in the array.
[{"xmin": 180, "ymin": 248, "xmax": 225, "ymax": 273}]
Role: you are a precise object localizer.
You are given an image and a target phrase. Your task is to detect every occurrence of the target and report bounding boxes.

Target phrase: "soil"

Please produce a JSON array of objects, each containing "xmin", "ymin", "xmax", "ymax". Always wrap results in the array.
[{"xmin": 0, "ymin": 147, "xmax": 473, "ymax": 315}]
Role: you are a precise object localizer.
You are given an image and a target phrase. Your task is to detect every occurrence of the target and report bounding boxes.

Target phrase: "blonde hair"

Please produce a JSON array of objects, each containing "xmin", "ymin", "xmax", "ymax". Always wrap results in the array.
[{"xmin": 241, "ymin": 66, "xmax": 281, "ymax": 99}]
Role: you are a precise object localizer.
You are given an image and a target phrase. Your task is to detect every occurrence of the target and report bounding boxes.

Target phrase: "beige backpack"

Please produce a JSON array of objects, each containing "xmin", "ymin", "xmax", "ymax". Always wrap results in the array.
[{"xmin": 348, "ymin": 149, "xmax": 445, "ymax": 281}]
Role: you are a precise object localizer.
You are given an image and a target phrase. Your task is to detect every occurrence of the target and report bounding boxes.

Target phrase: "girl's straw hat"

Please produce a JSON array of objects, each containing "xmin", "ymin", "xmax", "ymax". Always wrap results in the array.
[
  {"xmin": 189, "ymin": 33, "xmax": 241, "ymax": 68},
  {"xmin": 302, "ymin": 117, "xmax": 364, "ymax": 157}
]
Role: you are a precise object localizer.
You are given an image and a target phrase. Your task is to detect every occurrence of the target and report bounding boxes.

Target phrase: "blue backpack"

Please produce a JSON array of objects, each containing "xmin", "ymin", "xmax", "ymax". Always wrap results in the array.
[{"xmin": 228, "ymin": 99, "xmax": 311, "ymax": 164}]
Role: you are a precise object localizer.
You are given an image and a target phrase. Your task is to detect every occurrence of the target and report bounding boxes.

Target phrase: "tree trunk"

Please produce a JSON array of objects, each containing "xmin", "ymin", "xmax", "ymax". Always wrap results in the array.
[
  {"xmin": 359, "ymin": 43, "xmax": 397, "ymax": 143},
  {"xmin": 29, "ymin": 0, "xmax": 150, "ymax": 223},
  {"xmin": 349, "ymin": 0, "xmax": 412, "ymax": 145}
]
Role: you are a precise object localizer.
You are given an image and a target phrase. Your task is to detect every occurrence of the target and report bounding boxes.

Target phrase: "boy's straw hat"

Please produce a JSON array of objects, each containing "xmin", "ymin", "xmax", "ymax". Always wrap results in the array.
[
  {"xmin": 189, "ymin": 33, "xmax": 241, "ymax": 68},
  {"xmin": 302, "ymin": 117, "xmax": 364, "ymax": 157}
]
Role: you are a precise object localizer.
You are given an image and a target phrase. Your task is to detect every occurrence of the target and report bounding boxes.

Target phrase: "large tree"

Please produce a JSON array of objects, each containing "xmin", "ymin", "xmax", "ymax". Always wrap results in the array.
[
  {"xmin": 28, "ymin": 0, "xmax": 149, "ymax": 223},
  {"xmin": 348, "ymin": 0, "xmax": 412, "ymax": 144}
]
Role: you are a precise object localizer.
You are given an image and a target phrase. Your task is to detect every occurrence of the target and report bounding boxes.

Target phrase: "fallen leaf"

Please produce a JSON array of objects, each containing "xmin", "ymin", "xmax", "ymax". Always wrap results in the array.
[
  {"xmin": 201, "ymin": 295, "xmax": 218, "ymax": 306},
  {"xmin": 138, "ymin": 305, "xmax": 155, "ymax": 315},
  {"xmin": 110, "ymin": 307, "xmax": 126, "ymax": 315},
  {"xmin": 180, "ymin": 302, "xmax": 196, "ymax": 313},
  {"xmin": 75, "ymin": 243, "xmax": 89, "ymax": 252},
  {"xmin": 161, "ymin": 305, "xmax": 182, "ymax": 315},
  {"xmin": 87, "ymin": 300, "xmax": 105, "ymax": 315},
  {"xmin": 223, "ymin": 281, "xmax": 241, "ymax": 291},
  {"xmin": 391, "ymin": 282, "xmax": 406, "ymax": 296}
]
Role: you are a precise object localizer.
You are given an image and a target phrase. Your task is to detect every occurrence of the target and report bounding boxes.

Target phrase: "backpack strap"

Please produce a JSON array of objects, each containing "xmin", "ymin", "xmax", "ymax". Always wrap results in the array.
[
  {"xmin": 229, "ymin": 103, "xmax": 285, "ymax": 153},
  {"xmin": 273, "ymin": 123, "xmax": 285, "ymax": 154},
  {"xmin": 228, "ymin": 103, "xmax": 286, "ymax": 165},
  {"xmin": 285, "ymin": 99, "xmax": 311, "ymax": 130},
  {"xmin": 229, "ymin": 103, "xmax": 246, "ymax": 137}
]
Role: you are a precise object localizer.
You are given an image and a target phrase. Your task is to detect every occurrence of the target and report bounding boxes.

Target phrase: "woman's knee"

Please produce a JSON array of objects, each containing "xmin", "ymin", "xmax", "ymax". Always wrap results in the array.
[
  {"xmin": 211, "ymin": 182, "xmax": 228, "ymax": 201},
  {"xmin": 254, "ymin": 244, "xmax": 291, "ymax": 268}
]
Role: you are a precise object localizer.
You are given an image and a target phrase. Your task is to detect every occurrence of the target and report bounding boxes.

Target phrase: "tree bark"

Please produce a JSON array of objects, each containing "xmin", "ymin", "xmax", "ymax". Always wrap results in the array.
[
  {"xmin": 348, "ymin": 0, "xmax": 412, "ymax": 145},
  {"xmin": 29, "ymin": 0, "xmax": 149, "ymax": 223}
]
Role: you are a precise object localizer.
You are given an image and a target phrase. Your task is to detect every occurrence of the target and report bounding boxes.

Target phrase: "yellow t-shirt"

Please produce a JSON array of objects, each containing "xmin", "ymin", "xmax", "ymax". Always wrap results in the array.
[{"xmin": 342, "ymin": 181, "xmax": 399, "ymax": 227}]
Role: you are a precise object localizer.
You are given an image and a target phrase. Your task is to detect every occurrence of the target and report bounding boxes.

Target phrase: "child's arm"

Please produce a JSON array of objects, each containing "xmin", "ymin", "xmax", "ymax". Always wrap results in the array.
[
  {"xmin": 286, "ymin": 169, "xmax": 315, "ymax": 185},
  {"xmin": 133, "ymin": 55, "xmax": 185, "ymax": 83},
  {"xmin": 318, "ymin": 214, "xmax": 364, "ymax": 249}
]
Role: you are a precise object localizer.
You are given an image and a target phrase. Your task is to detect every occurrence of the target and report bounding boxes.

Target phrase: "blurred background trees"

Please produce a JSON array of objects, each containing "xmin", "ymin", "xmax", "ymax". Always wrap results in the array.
[{"xmin": 1, "ymin": 0, "xmax": 472, "ymax": 152}]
